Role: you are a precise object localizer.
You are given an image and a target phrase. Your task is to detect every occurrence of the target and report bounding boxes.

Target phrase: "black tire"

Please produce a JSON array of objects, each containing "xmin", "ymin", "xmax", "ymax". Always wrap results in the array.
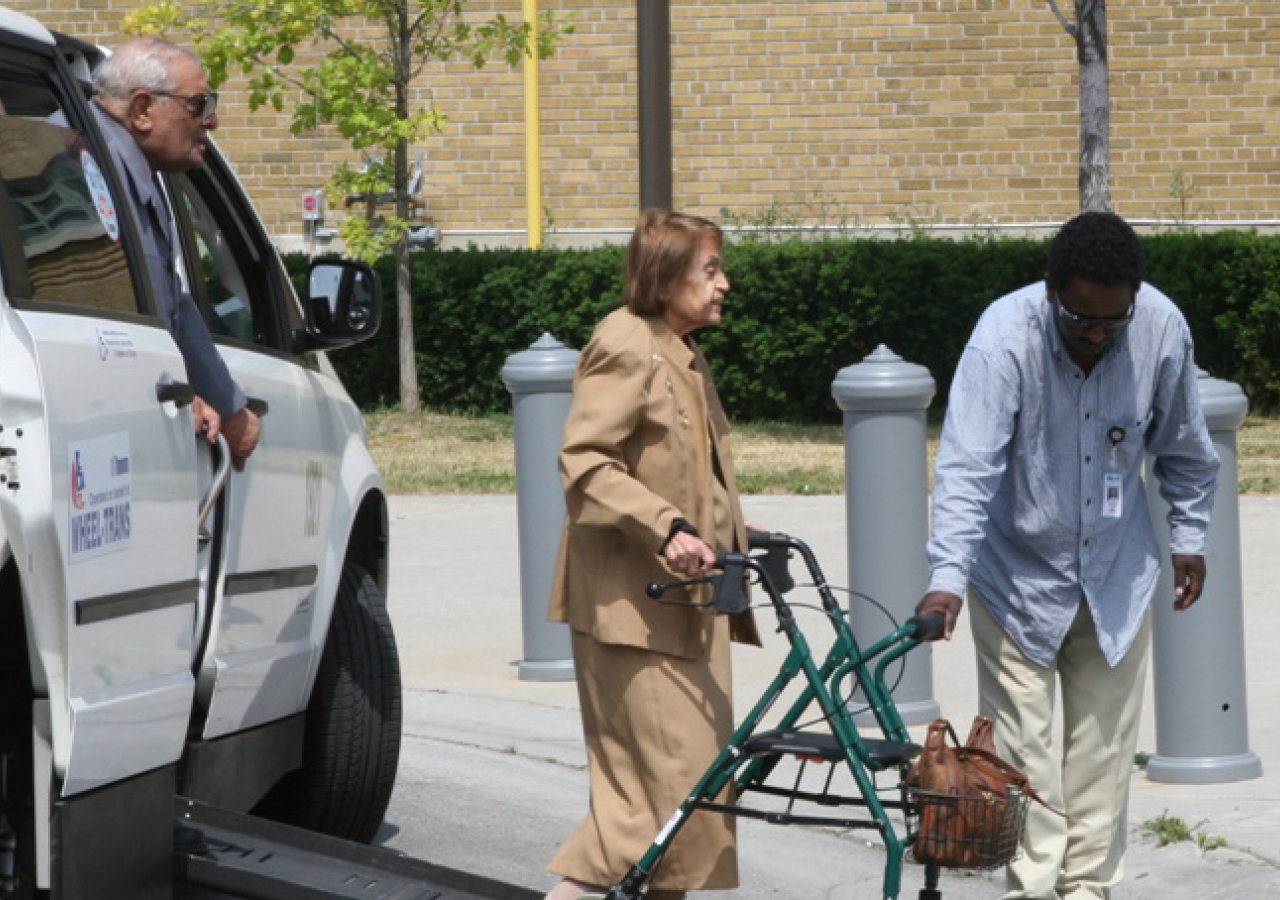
[{"xmin": 256, "ymin": 561, "xmax": 402, "ymax": 843}]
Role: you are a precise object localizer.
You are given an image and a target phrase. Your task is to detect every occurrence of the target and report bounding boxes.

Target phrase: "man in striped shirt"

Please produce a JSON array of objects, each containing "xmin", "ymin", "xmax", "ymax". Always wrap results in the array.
[{"xmin": 916, "ymin": 211, "xmax": 1220, "ymax": 900}]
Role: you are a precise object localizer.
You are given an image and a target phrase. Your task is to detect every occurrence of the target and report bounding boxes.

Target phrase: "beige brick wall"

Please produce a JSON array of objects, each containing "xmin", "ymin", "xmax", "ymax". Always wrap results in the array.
[{"xmin": 10, "ymin": 0, "xmax": 1280, "ymax": 245}]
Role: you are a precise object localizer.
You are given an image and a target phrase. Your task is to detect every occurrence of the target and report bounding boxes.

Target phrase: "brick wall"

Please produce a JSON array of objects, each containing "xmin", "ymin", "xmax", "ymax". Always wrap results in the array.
[{"xmin": 11, "ymin": 0, "xmax": 1280, "ymax": 245}]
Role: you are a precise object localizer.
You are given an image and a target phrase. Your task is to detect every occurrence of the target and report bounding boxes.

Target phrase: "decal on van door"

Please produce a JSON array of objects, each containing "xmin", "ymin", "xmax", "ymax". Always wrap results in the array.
[
  {"xmin": 80, "ymin": 150, "xmax": 120, "ymax": 241},
  {"xmin": 68, "ymin": 432, "xmax": 133, "ymax": 563},
  {"xmin": 95, "ymin": 326, "xmax": 138, "ymax": 364}
]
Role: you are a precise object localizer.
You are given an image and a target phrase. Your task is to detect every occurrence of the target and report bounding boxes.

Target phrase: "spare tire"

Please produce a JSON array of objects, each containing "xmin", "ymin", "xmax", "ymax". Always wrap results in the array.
[{"xmin": 256, "ymin": 561, "xmax": 402, "ymax": 842}]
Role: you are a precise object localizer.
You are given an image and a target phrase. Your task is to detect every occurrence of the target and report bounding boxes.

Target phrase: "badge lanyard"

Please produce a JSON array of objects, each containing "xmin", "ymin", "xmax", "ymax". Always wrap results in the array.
[{"xmin": 1102, "ymin": 426, "xmax": 1126, "ymax": 519}]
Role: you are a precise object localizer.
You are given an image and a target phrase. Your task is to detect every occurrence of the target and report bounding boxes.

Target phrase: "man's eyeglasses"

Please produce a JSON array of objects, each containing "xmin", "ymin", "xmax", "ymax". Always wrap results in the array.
[
  {"xmin": 153, "ymin": 90, "xmax": 219, "ymax": 120},
  {"xmin": 1053, "ymin": 291, "xmax": 1134, "ymax": 334}
]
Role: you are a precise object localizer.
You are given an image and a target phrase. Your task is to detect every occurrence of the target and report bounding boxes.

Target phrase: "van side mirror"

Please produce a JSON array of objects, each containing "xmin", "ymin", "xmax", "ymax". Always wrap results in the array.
[{"xmin": 294, "ymin": 259, "xmax": 382, "ymax": 353}]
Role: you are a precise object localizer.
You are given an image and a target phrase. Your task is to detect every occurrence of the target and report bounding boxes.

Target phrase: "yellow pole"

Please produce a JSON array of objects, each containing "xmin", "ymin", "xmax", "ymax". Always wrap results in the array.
[{"xmin": 523, "ymin": 0, "xmax": 543, "ymax": 249}]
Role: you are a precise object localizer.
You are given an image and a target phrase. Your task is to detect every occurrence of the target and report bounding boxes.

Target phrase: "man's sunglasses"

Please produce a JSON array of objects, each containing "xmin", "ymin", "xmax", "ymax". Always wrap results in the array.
[
  {"xmin": 153, "ymin": 90, "xmax": 219, "ymax": 120},
  {"xmin": 1053, "ymin": 291, "xmax": 1134, "ymax": 334}
]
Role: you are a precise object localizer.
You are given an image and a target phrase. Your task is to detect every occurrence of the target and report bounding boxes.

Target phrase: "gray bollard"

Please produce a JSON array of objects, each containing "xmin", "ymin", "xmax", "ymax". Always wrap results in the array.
[
  {"xmin": 831, "ymin": 345, "xmax": 939, "ymax": 725},
  {"xmin": 1144, "ymin": 368, "xmax": 1261, "ymax": 782},
  {"xmin": 501, "ymin": 333, "xmax": 579, "ymax": 682}
]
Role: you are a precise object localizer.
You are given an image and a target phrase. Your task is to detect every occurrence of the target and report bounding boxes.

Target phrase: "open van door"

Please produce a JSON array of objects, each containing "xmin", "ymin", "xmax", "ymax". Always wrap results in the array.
[{"xmin": 0, "ymin": 34, "xmax": 200, "ymax": 797}]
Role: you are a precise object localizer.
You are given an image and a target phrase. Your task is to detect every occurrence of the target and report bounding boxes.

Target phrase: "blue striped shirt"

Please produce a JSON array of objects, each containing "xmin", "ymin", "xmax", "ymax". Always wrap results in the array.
[{"xmin": 927, "ymin": 282, "xmax": 1219, "ymax": 667}]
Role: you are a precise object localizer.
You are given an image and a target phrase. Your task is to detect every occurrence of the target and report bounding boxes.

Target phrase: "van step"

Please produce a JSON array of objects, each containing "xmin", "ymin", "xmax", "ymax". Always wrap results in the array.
[{"xmin": 173, "ymin": 798, "xmax": 541, "ymax": 900}]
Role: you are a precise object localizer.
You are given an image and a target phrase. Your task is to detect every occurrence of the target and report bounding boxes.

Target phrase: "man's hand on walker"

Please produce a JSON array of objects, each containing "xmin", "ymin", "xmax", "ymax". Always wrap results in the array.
[
  {"xmin": 915, "ymin": 591, "xmax": 964, "ymax": 641},
  {"xmin": 1171, "ymin": 554, "xmax": 1206, "ymax": 611}
]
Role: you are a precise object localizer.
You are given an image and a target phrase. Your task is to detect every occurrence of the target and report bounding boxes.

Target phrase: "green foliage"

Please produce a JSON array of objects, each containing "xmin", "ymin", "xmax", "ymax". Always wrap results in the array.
[
  {"xmin": 703, "ymin": 237, "xmax": 1043, "ymax": 421},
  {"xmin": 287, "ymin": 231, "xmax": 1280, "ymax": 421},
  {"xmin": 1144, "ymin": 811, "xmax": 1192, "ymax": 847},
  {"xmin": 1196, "ymin": 832, "xmax": 1227, "ymax": 852},
  {"xmin": 1142, "ymin": 810, "xmax": 1227, "ymax": 853},
  {"xmin": 296, "ymin": 245, "xmax": 622, "ymax": 413},
  {"xmin": 1165, "ymin": 168, "xmax": 1215, "ymax": 227},
  {"xmin": 1215, "ymin": 239, "xmax": 1280, "ymax": 409},
  {"xmin": 126, "ymin": 1, "xmax": 570, "ymax": 266},
  {"xmin": 718, "ymin": 193, "xmax": 861, "ymax": 242},
  {"xmin": 128, "ymin": 0, "xmax": 573, "ymax": 408}
]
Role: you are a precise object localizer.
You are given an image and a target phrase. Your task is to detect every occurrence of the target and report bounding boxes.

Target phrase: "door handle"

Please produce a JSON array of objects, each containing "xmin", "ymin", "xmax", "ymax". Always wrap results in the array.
[
  {"xmin": 156, "ymin": 380, "xmax": 196, "ymax": 408},
  {"xmin": 245, "ymin": 397, "xmax": 269, "ymax": 417},
  {"xmin": 198, "ymin": 433, "xmax": 232, "ymax": 538}
]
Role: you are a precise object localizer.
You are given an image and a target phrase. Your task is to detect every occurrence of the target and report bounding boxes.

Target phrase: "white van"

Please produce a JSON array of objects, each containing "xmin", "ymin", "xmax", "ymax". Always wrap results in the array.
[{"xmin": 0, "ymin": 9, "xmax": 400, "ymax": 898}]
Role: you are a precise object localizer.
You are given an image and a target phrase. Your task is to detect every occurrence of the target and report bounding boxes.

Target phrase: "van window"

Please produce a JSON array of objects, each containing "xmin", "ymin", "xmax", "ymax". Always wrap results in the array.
[
  {"xmin": 177, "ymin": 178, "xmax": 258, "ymax": 343},
  {"xmin": 0, "ymin": 67, "xmax": 139, "ymax": 316},
  {"xmin": 169, "ymin": 162, "xmax": 300, "ymax": 352}
]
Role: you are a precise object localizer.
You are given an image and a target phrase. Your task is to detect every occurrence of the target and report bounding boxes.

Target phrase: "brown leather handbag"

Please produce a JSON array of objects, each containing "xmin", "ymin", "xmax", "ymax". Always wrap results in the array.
[{"xmin": 904, "ymin": 717, "xmax": 1047, "ymax": 869}]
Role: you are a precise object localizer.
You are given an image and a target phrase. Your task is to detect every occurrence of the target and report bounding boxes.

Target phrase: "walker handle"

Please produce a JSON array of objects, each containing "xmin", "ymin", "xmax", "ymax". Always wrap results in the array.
[
  {"xmin": 907, "ymin": 613, "xmax": 947, "ymax": 642},
  {"xmin": 644, "ymin": 552, "xmax": 731, "ymax": 599},
  {"xmin": 747, "ymin": 528, "xmax": 787, "ymax": 549}
]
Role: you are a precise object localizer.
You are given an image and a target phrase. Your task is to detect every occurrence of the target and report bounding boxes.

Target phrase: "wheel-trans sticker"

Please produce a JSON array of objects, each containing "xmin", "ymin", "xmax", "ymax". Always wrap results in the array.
[
  {"xmin": 79, "ymin": 152, "xmax": 120, "ymax": 243},
  {"xmin": 81, "ymin": 150, "xmax": 120, "ymax": 241},
  {"xmin": 68, "ymin": 431, "xmax": 132, "ymax": 562}
]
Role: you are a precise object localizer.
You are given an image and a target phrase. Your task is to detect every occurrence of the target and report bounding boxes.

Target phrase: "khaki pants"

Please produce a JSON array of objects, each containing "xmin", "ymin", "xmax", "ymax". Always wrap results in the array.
[{"xmin": 969, "ymin": 595, "xmax": 1151, "ymax": 900}]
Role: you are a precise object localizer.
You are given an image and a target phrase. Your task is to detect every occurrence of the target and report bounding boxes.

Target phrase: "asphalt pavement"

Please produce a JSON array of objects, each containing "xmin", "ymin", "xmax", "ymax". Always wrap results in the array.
[{"xmin": 379, "ymin": 494, "xmax": 1280, "ymax": 899}]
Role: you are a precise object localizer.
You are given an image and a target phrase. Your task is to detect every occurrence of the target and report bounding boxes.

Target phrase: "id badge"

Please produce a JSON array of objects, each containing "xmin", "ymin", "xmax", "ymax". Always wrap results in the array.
[{"xmin": 1102, "ymin": 472, "xmax": 1123, "ymax": 518}]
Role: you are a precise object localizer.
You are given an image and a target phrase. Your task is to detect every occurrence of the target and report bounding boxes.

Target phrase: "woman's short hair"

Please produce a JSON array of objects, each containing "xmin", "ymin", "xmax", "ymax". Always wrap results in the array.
[
  {"xmin": 1046, "ymin": 210, "xmax": 1145, "ymax": 297},
  {"xmin": 622, "ymin": 209, "xmax": 723, "ymax": 317}
]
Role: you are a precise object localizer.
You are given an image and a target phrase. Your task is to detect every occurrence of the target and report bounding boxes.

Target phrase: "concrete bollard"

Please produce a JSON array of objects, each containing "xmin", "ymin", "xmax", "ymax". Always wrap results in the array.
[
  {"xmin": 501, "ymin": 333, "xmax": 579, "ymax": 682},
  {"xmin": 1144, "ymin": 368, "xmax": 1261, "ymax": 782},
  {"xmin": 831, "ymin": 345, "xmax": 939, "ymax": 725}
]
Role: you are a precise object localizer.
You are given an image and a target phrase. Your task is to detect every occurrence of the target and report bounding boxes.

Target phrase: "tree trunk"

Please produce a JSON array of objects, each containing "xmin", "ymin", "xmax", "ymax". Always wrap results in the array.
[
  {"xmin": 1076, "ymin": 0, "xmax": 1111, "ymax": 212},
  {"xmin": 394, "ymin": 1, "xmax": 419, "ymax": 412},
  {"xmin": 394, "ymin": 135, "xmax": 418, "ymax": 411},
  {"xmin": 395, "ymin": 232, "xmax": 417, "ymax": 413}
]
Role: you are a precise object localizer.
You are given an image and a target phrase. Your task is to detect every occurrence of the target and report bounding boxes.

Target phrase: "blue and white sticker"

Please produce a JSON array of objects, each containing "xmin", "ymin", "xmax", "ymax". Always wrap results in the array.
[
  {"xmin": 80, "ymin": 150, "xmax": 120, "ymax": 242},
  {"xmin": 68, "ymin": 432, "xmax": 133, "ymax": 564}
]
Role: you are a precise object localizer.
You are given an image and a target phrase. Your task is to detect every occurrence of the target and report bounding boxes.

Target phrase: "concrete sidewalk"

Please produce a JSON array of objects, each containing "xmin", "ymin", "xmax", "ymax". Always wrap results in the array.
[{"xmin": 385, "ymin": 493, "xmax": 1280, "ymax": 898}]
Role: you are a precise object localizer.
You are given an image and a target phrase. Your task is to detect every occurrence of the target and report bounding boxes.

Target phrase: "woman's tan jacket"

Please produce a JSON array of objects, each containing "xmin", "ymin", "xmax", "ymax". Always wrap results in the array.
[{"xmin": 547, "ymin": 307, "xmax": 760, "ymax": 658}]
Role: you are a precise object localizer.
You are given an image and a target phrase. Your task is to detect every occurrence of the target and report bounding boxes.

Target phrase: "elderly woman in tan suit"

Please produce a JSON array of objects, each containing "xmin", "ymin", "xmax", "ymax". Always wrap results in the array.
[{"xmin": 543, "ymin": 210, "xmax": 760, "ymax": 900}]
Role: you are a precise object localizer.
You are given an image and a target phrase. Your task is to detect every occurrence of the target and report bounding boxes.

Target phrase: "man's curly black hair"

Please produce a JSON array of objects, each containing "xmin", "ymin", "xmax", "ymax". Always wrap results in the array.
[{"xmin": 1045, "ymin": 211, "xmax": 1145, "ymax": 296}]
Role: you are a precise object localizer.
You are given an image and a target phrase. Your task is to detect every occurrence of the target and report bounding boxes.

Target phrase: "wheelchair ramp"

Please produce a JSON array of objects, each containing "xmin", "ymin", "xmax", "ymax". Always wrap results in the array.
[{"xmin": 173, "ymin": 799, "xmax": 541, "ymax": 900}]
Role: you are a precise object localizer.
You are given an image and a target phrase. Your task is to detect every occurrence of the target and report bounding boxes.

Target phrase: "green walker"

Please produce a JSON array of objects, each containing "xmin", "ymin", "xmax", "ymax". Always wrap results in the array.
[{"xmin": 599, "ymin": 530, "xmax": 1028, "ymax": 900}]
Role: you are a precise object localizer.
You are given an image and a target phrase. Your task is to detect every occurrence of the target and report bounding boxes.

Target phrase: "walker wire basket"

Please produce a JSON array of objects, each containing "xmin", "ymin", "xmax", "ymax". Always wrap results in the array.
[{"xmin": 905, "ymin": 785, "xmax": 1030, "ymax": 870}]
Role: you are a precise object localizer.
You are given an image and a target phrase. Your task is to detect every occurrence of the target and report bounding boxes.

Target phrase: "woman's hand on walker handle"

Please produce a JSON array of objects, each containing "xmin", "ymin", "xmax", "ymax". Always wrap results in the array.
[
  {"xmin": 915, "ymin": 590, "xmax": 964, "ymax": 641},
  {"xmin": 664, "ymin": 530, "xmax": 717, "ymax": 579}
]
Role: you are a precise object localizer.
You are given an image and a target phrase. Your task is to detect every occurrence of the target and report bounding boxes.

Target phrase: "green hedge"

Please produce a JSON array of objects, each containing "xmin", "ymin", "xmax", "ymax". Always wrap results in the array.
[{"xmin": 285, "ymin": 231, "xmax": 1280, "ymax": 422}]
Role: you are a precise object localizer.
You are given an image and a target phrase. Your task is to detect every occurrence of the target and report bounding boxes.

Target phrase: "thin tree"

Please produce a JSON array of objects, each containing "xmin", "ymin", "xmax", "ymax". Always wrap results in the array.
[
  {"xmin": 127, "ymin": 0, "xmax": 571, "ymax": 412},
  {"xmin": 1046, "ymin": 0, "xmax": 1111, "ymax": 212}
]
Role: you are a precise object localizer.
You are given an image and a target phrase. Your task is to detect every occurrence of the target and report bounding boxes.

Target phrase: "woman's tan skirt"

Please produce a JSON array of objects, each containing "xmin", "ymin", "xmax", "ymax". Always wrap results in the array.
[{"xmin": 548, "ymin": 618, "xmax": 738, "ymax": 891}]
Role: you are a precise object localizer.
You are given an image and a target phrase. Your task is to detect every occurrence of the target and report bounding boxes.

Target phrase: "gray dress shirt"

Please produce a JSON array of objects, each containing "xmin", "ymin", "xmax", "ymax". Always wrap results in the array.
[
  {"xmin": 91, "ymin": 100, "xmax": 246, "ymax": 417},
  {"xmin": 927, "ymin": 281, "xmax": 1220, "ymax": 667}
]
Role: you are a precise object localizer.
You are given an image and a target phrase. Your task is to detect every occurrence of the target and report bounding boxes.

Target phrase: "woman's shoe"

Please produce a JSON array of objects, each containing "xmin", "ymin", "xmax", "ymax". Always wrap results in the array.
[{"xmin": 543, "ymin": 879, "xmax": 609, "ymax": 900}]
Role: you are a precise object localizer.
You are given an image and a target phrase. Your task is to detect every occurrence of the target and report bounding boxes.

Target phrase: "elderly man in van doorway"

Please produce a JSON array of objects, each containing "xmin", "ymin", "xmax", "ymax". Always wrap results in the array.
[{"xmin": 91, "ymin": 37, "xmax": 260, "ymax": 466}]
